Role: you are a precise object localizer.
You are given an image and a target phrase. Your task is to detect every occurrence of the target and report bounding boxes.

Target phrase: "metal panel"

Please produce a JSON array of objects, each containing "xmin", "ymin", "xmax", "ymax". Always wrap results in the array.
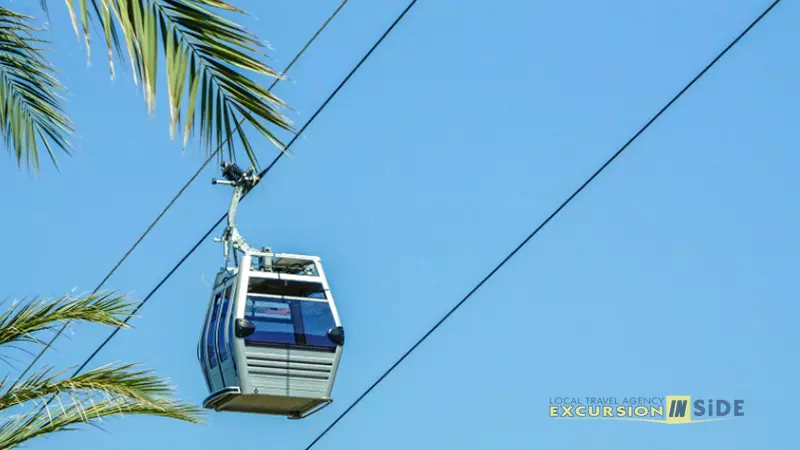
[
  {"xmin": 244, "ymin": 346, "xmax": 290, "ymax": 396},
  {"xmin": 287, "ymin": 347, "xmax": 334, "ymax": 398},
  {"xmin": 243, "ymin": 346, "xmax": 334, "ymax": 400},
  {"xmin": 232, "ymin": 254, "xmax": 252, "ymax": 394}
]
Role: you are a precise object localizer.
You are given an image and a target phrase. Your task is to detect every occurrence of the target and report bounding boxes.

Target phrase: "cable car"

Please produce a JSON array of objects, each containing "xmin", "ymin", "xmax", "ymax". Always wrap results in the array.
[{"xmin": 198, "ymin": 162, "xmax": 345, "ymax": 419}]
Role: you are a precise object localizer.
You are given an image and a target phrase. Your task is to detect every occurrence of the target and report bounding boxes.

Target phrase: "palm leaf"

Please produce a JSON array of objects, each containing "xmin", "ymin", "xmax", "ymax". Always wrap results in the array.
[
  {"xmin": 0, "ymin": 363, "xmax": 192, "ymax": 413},
  {"xmin": 0, "ymin": 293, "xmax": 134, "ymax": 348},
  {"xmin": 62, "ymin": 0, "xmax": 293, "ymax": 169},
  {"xmin": 0, "ymin": 363, "xmax": 202, "ymax": 448},
  {"xmin": 0, "ymin": 7, "xmax": 72, "ymax": 171}
]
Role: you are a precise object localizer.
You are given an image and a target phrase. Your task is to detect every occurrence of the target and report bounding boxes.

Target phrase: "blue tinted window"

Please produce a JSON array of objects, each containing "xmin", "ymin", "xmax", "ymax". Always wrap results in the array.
[
  {"xmin": 199, "ymin": 314, "xmax": 208, "ymax": 367},
  {"xmin": 229, "ymin": 291, "xmax": 238, "ymax": 376},
  {"xmin": 245, "ymin": 296, "xmax": 296, "ymax": 345},
  {"xmin": 300, "ymin": 301, "xmax": 336, "ymax": 348},
  {"xmin": 198, "ymin": 338, "xmax": 208, "ymax": 388},
  {"xmin": 242, "ymin": 296, "xmax": 338, "ymax": 349},
  {"xmin": 218, "ymin": 288, "xmax": 231, "ymax": 361},
  {"xmin": 207, "ymin": 294, "xmax": 221, "ymax": 368}
]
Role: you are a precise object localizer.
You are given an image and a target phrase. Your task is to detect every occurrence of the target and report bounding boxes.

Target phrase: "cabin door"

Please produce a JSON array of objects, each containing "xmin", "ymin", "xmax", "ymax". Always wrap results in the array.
[
  {"xmin": 203, "ymin": 290, "xmax": 224, "ymax": 392},
  {"xmin": 217, "ymin": 283, "xmax": 238, "ymax": 387}
]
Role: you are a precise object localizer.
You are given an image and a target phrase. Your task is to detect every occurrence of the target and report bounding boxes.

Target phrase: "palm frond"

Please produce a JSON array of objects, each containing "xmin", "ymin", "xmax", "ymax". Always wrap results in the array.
[
  {"xmin": 63, "ymin": 0, "xmax": 293, "ymax": 169},
  {"xmin": 0, "ymin": 363, "xmax": 202, "ymax": 448},
  {"xmin": 0, "ymin": 7, "xmax": 72, "ymax": 171},
  {"xmin": 0, "ymin": 363, "xmax": 187, "ymax": 412},
  {"xmin": 0, "ymin": 293, "xmax": 134, "ymax": 348}
]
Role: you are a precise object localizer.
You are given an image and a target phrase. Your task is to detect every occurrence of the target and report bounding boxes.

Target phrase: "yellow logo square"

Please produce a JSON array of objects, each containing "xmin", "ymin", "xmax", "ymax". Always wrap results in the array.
[{"xmin": 666, "ymin": 396, "xmax": 692, "ymax": 424}]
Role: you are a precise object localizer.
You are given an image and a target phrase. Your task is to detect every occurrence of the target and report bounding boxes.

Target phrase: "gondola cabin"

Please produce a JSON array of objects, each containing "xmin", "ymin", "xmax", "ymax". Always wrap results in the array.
[{"xmin": 198, "ymin": 249, "xmax": 344, "ymax": 419}]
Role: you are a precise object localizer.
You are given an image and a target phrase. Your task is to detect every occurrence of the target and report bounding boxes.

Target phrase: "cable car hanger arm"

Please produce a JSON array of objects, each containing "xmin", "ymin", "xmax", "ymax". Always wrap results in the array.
[{"xmin": 212, "ymin": 162, "xmax": 259, "ymax": 261}]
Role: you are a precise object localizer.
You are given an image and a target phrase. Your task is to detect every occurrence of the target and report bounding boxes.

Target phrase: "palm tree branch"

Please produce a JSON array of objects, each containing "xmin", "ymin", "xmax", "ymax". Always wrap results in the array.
[
  {"xmin": 0, "ymin": 295, "xmax": 203, "ymax": 448},
  {"xmin": 0, "ymin": 363, "xmax": 189, "ymax": 413},
  {"xmin": 0, "ymin": 384, "xmax": 202, "ymax": 448},
  {"xmin": 0, "ymin": 293, "xmax": 134, "ymax": 348},
  {"xmin": 64, "ymin": 0, "xmax": 293, "ymax": 168},
  {"xmin": 0, "ymin": 7, "xmax": 72, "ymax": 171}
]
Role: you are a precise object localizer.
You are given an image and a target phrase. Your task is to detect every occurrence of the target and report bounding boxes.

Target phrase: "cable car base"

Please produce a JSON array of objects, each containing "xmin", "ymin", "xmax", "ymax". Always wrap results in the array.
[
  {"xmin": 203, "ymin": 386, "xmax": 333, "ymax": 419},
  {"xmin": 198, "ymin": 163, "xmax": 344, "ymax": 420}
]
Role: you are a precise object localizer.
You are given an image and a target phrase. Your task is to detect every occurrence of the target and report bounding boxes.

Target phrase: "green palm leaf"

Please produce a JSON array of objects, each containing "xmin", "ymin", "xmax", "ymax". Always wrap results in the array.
[
  {"xmin": 0, "ymin": 294, "xmax": 203, "ymax": 448},
  {"xmin": 63, "ymin": 0, "xmax": 293, "ymax": 168},
  {"xmin": 0, "ymin": 364, "xmax": 202, "ymax": 449},
  {"xmin": 0, "ymin": 7, "xmax": 72, "ymax": 171},
  {"xmin": 0, "ymin": 293, "xmax": 134, "ymax": 348}
]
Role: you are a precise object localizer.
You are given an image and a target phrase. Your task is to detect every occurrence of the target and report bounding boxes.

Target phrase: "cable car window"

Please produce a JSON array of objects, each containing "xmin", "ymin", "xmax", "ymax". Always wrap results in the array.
[
  {"xmin": 228, "ymin": 290, "xmax": 238, "ymax": 376},
  {"xmin": 218, "ymin": 287, "xmax": 232, "ymax": 362},
  {"xmin": 247, "ymin": 277, "xmax": 324, "ymax": 298},
  {"xmin": 299, "ymin": 301, "xmax": 336, "ymax": 348},
  {"xmin": 198, "ymin": 339, "xmax": 209, "ymax": 388},
  {"xmin": 201, "ymin": 293, "xmax": 219, "ymax": 371},
  {"xmin": 207, "ymin": 293, "xmax": 222, "ymax": 368},
  {"xmin": 199, "ymin": 322, "xmax": 208, "ymax": 370},
  {"xmin": 245, "ymin": 296, "xmax": 296, "ymax": 345}
]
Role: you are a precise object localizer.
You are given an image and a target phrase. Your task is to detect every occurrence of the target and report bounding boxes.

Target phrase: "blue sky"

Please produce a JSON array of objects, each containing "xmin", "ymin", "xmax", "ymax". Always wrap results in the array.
[{"xmin": 1, "ymin": 0, "xmax": 798, "ymax": 449}]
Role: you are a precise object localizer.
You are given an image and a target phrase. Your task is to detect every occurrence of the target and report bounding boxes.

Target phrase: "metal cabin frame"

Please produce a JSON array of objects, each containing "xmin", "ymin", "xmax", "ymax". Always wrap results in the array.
[
  {"xmin": 198, "ymin": 162, "xmax": 344, "ymax": 419},
  {"xmin": 201, "ymin": 250, "xmax": 344, "ymax": 419}
]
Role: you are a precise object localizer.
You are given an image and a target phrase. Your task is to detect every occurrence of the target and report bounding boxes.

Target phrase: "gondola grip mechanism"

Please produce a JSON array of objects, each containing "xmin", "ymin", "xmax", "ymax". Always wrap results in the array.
[{"xmin": 212, "ymin": 162, "xmax": 261, "ymax": 262}]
